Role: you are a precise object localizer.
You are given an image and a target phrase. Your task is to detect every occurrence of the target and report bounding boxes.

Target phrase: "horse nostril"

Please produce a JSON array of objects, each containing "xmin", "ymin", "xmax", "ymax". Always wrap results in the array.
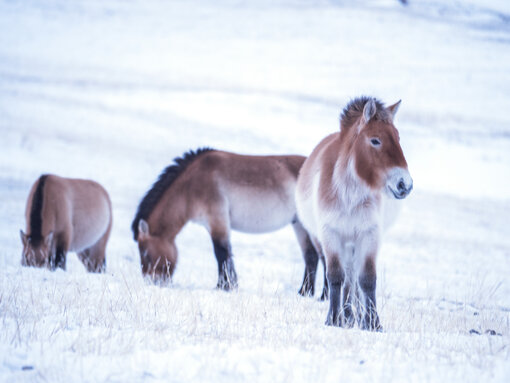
[{"xmin": 397, "ymin": 179, "xmax": 406, "ymax": 192}]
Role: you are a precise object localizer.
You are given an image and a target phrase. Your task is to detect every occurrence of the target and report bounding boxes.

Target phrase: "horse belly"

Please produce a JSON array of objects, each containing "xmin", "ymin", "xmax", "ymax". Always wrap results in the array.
[
  {"xmin": 69, "ymin": 199, "xmax": 110, "ymax": 252},
  {"xmin": 229, "ymin": 189, "xmax": 296, "ymax": 234}
]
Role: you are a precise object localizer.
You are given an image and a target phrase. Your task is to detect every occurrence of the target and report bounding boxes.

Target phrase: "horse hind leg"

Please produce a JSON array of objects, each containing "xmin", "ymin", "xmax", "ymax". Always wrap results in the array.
[
  {"xmin": 305, "ymin": 233, "xmax": 329, "ymax": 301},
  {"xmin": 305, "ymin": 234, "xmax": 329, "ymax": 301},
  {"xmin": 78, "ymin": 228, "xmax": 110, "ymax": 273},
  {"xmin": 299, "ymin": 245, "xmax": 318, "ymax": 297},
  {"xmin": 318, "ymin": 251, "xmax": 329, "ymax": 301},
  {"xmin": 292, "ymin": 219, "xmax": 318, "ymax": 297}
]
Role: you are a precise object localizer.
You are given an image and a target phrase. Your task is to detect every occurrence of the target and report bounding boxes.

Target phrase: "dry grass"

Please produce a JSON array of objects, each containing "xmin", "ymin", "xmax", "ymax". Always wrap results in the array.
[{"xmin": 1, "ymin": 260, "xmax": 508, "ymax": 383}]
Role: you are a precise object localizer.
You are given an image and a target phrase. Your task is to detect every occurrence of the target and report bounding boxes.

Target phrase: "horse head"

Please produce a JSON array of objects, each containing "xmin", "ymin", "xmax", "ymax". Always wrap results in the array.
[
  {"xmin": 20, "ymin": 230, "xmax": 53, "ymax": 268},
  {"xmin": 136, "ymin": 219, "xmax": 177, "ymax": 283},
  {"xmin": 350, "ymin": 98, "xmax": 413, "ymax": 199}
]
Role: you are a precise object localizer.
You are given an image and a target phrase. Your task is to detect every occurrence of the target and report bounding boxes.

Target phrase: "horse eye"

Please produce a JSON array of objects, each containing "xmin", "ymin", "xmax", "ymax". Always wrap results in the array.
[{"xmin": 370, "ymin": 138, "xmax": 381, "ymax": 147}]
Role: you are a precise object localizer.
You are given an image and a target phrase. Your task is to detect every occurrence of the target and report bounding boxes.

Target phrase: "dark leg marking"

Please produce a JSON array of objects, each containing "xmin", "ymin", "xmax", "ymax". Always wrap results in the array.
[
  {"xmin": 55, "ymin": 246, "xmax": 66, "ymax": 270},
  {"xmin": 49, "ymin": 245, "xmax": 66, "ymax": 271},
  {"xmin": 326, "ymin": 281, "xmax": 343, "ymax": 326},
  {"xmin": 359, "ymin": 258, "xmax": 382, "ymax": 331},
  {"xmin": 298, "ymin": 241, "xmax": 318, "ymax": 297},
  {"xmin": 325, "ymin": 265, "xmax": 345, "ymax": 327},
  {"xmin": 341, "ymin": 282, "xmax": 356, "ymax": 328},
  {"xmin": 83, "ymin": 249, "xmax": 106, "ymax": 273},
  {"xmin": 98, "ymin": 257, "xmax": 106, "ymax": 273},
  {"xmin": 319, "ymin": 255, "xmax": 329, "ymax": 301},
  {"xmin": 213, "ymin": 239, "xmax": 238, "ymax": 291}
]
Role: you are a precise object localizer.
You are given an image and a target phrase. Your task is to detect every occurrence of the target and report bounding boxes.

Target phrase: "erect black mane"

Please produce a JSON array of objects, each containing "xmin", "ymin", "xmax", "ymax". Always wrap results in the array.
[
  {"xmin": 339, "ymin": 96, "xmax": 391, "ymax": 131},
  {"xmin": 29, "ymin": 174, "xmax": 48, "ymax": 246},
  {"xmin": 131, "ymin": 147, "xmax": 215, "ymax": 240}
]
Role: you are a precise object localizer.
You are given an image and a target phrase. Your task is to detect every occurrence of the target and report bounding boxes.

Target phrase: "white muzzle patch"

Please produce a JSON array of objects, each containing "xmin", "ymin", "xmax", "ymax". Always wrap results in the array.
[{"xmin": 386, "ymin": 167, "xmax": 413, "ymax": 199}]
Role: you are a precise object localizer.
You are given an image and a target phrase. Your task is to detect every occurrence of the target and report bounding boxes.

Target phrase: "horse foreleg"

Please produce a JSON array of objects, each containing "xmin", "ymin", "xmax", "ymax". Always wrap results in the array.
[
  {"xmin": 77, "ymin": 248, "xmax": 91, "ymax": 270},
  {"xmin": 359, "ymin": 256, "xmax": 382, "ymax": 331},
  {"xmin": 325, "ymin": 255, "xmax": 345, "ymax": 327},
  {"xmin": 212, "ymin": 238, "xmax": 238, "ymax": 291},
  {"xmin": 341, "ymin": 281, "xmax": 356, "ymax": 328}
]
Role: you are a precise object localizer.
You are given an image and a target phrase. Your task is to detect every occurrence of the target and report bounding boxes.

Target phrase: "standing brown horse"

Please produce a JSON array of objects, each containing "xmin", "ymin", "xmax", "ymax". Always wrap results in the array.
[
  {"xmin": 132, "ymin": 148, "xmax": 325, "ymax": 294},
  {"xmin": 296, "ymin": 97, "xmax": 413, "ymax": 330},
  {"xmin": 20, "ymin": 174, "xmax": 112, "ymax": 272}
]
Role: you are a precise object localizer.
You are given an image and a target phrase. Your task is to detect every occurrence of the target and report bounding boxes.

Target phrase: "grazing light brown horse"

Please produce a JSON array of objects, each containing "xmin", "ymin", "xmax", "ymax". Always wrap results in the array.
[
  {"xmin": 132, "ymin": 148, "xmax": 324, "ymax": 293},
  {"xmin": 20, "ymin": 174, "xmax": 112, "ymax": 272},
  {"xmin": 296, "ymin": 97, "xmax": 413, "ymax": 330}
]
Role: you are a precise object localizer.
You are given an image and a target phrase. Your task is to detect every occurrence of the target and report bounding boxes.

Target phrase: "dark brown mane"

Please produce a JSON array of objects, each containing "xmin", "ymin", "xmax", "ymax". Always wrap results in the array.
[
  {"xmin": 340, "ymin": 96, "xmax": 391, "ymax": 131},
  {"xmin": 131, "ymin": 147, "xmax": 215, "ymax": 240},
  {"xmin": 29, "ymin": 174, "xmax": 48, "ymax": 246}
]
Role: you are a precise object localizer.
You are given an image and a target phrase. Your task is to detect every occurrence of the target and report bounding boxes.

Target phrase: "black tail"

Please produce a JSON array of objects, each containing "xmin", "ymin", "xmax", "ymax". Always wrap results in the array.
[{"xmin": 29, "ymin": 174, "xmax": 49, "ymax": 246}]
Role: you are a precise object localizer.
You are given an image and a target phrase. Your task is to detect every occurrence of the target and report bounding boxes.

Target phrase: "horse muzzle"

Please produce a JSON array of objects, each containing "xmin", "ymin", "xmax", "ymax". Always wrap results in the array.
[{"xmin": 386, "ymin": 168, "xmax": 413, "ymax": 200}]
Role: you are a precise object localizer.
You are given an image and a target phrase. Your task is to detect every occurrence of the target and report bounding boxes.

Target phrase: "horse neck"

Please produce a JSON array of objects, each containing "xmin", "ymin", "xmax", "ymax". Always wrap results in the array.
[
  {"xmin": 333, "ymin": 156, "xmax": 380, "ymax": 213},
  {"xmin": 149, "ymin": 191, "xmax": 188, "ymax": 241}
]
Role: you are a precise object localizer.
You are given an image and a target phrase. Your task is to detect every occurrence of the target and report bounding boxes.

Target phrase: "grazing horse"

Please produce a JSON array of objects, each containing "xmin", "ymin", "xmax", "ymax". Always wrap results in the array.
[
  {"xmin": 20, "ymin": 174, "xmax": 112, "ymax": 272},
  {"xmin": 295, "ymin": 96, "xmax": 413, "ymax": 330},
  {"xmin": 132, "ymin": 148, "xmax": 325, "ymax": 294}
]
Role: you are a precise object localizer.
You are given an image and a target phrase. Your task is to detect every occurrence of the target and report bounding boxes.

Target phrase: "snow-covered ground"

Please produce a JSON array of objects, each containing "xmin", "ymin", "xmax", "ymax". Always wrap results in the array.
[{"xmin": 1, "ymin": 0, "xmax": 509, "ymax": 381}]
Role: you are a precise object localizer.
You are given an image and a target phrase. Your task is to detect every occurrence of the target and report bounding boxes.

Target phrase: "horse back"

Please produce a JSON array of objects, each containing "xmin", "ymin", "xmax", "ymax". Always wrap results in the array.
[
  {"xmin": 295, "ymin": 133, "xmax": 343, "ymax": 236},
  {"xmin": 28, "ymin": 175, "xmax": 112, "ymax": 252},
  {"xmin": 181, "ymin": 151, "xmax": 305, "ymax": 193},
  {"xmin": 297, "ymin": 133, "xmax": 340, "ymax": 202},
  {"xmin": 184, "ymin": 151, "xmax": 307, "ymax": 233}
]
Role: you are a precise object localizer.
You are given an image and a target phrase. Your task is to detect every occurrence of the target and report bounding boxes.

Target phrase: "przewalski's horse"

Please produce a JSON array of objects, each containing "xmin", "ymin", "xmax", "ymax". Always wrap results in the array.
[
  {"xmin": 295, "ymin": 96, "xmax": 413, "ymax": 330},
  {"xmin": 132, "ymin": 148, "xmax": 324, "ymax": 294},
  {"xmin": 20, "ymin": 174, "xmax": 112, "ymax": 272}
]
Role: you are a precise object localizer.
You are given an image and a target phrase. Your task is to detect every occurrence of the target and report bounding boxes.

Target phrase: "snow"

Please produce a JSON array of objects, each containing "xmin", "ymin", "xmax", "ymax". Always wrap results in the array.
[{"xmin": 1, "ymin": 0, "xmax": 509, "ymax": 382}]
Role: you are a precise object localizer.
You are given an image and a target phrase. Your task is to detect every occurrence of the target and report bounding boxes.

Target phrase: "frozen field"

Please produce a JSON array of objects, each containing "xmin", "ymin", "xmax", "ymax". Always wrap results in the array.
[{"xmin": 1, "ymin": 0, "xmax": 509, "ymax": 382}]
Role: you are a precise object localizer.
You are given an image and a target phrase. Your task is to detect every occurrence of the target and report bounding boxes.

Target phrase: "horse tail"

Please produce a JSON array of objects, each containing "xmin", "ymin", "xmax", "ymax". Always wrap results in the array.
[{"xmin": 29, "ymin": 174, "xmax": 49, "ymax": 245}]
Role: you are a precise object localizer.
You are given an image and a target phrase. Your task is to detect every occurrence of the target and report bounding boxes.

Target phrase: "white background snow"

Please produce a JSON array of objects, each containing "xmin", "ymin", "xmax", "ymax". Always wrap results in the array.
[{"xmin": 1, "ymin": 0, "xmax": 509, "ymax": 382}]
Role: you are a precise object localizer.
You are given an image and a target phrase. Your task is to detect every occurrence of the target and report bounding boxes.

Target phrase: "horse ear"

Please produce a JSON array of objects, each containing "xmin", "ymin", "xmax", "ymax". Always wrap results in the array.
[
  {"xmin": 45, "ymin": 231, "xmax": 54, "ymax": 247},
  {"xmin": 20, "ymin": 230, "xmax": 28, "ymax": 245},
  {"xmin": 138, "ymin": 219, "xmax": 150, "ymax": 238},
  {"xmin": 387, "ymin": 100, "xmax": 401, "ymax": 119},
  {"xmin": 362, "ymin": 98, "xmax": 377, "ymax": 123}
]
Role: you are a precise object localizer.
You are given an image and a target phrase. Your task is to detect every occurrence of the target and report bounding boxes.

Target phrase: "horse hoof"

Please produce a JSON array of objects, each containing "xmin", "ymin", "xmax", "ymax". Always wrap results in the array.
[
  {"xmin": 298, "ymin": 287, "xmax": 314, "ymax": 297},
  {"xmin": 216, "ymin": 282, "xmax": 238, "ymax": 292},
  {"xmin": 319, "ymin": 289, "xmax": 329, "ymax": 301},
  {"xmin": 325, "ymin": 316, "xmax": 342, "ymax": 327},
  {"xmin": 361, "ymin": 322, "xmax": 383, "ymax": 332}
]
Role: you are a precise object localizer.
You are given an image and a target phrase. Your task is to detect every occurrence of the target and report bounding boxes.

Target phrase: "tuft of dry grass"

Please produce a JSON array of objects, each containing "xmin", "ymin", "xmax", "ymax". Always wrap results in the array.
[{"xmin": 1, "ymin": 260, "xmax": 509, "ymax": 382}]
